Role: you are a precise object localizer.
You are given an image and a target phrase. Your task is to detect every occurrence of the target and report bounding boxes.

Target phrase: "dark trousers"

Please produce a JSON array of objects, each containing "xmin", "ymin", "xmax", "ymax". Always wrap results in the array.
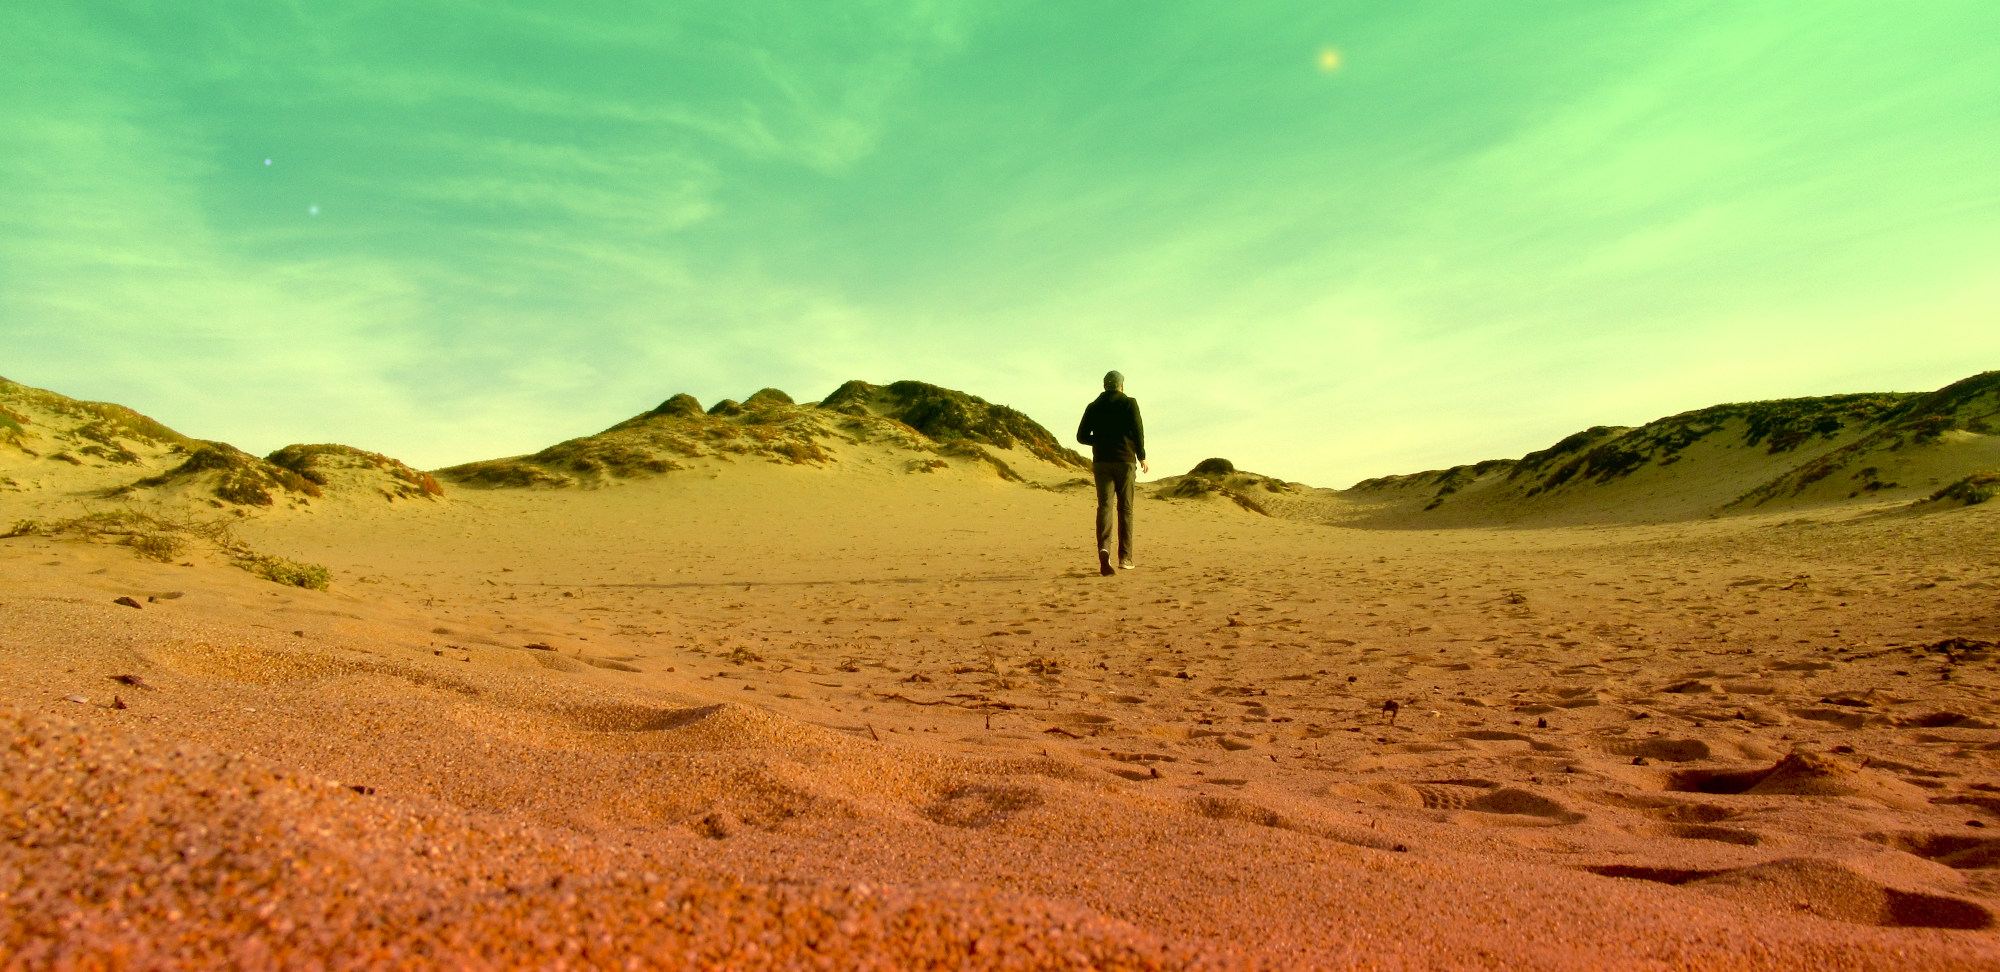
[{"xmin": 1093, "ymin": 461, "xmax": 1136, "ymax": 560}]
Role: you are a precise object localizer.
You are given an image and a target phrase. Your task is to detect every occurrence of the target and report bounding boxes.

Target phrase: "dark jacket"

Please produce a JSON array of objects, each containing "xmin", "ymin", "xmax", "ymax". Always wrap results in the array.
[{"xmin": 1077, "ymin": 390, "xmax": 1146, "ymax": 464}]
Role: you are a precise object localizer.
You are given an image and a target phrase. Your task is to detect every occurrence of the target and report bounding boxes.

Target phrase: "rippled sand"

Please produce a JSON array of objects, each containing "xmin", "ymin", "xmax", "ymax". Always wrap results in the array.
[{"xmin": 4, "ymin": 465, "xmax": 1999, "ymax": 969}]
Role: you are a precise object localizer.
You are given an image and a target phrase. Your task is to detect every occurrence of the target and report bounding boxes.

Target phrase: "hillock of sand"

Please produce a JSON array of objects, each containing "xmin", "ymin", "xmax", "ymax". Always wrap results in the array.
[
  {"xmin": 1, "ymin": 375, "xmax": 199, "ymax": 493},
  {"xmin": 266, "ymin": 444, "xmax": 444, "ymax": 503},
  {"xmin": 1149, "ymin": 458, "xmax": 1304, "ymax": 515}
]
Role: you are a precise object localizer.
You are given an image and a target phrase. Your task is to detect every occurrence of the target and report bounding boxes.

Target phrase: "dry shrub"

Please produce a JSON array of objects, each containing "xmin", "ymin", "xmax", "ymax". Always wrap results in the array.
[
  {"xmin": 236, "ymin": 555, "xmax": 331, "ymax": 591},
  {"xmin": 7, "ymin": 509, "xmax": 330, "ymax": 587},
  {"xmin": 125, "ymin": 532, "xmax": 184, "ymax": 562}
]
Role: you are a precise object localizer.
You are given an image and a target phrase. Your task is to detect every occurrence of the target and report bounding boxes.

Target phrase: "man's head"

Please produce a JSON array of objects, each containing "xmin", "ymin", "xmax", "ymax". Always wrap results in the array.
[{"xmin": 1103, "ymin": 370, "xmax": 1125, "ymax": 392}]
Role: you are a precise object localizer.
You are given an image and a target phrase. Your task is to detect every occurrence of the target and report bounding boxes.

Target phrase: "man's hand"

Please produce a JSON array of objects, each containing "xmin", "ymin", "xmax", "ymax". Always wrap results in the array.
[{"xmin": 1140, "ymin": 460, "xmax": 1150, "ymax": 475}]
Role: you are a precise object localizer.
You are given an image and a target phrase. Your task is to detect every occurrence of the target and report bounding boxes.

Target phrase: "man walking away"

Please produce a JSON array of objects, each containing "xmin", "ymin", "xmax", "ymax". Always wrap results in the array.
[{"xmin": 1077, "ymin": 371, "xmax": 1149, "ymax": 576}]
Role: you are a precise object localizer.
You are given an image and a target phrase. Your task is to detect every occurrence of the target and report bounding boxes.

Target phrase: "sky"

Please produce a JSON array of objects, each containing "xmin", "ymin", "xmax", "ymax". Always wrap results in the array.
[{"xmin": 3, "ymin": 1, "xmax": 1997, "ymax": 487}]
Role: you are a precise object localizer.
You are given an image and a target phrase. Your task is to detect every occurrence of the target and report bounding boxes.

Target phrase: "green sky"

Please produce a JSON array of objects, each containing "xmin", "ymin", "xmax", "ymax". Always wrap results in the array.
[{"xmin": 4, "ymin": 1, "xmax": 1996, "ymax": 485}]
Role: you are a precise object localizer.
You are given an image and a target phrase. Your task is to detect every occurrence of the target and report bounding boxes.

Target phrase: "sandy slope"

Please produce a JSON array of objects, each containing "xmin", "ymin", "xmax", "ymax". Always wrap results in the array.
[{"xmin": 4, "ymin": 460, "xmax": 2000, "ymax": 969}]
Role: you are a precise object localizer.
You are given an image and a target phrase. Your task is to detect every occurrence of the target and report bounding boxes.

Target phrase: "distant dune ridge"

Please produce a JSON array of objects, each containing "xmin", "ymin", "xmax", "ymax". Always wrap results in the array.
[
  {"xmin": 1330, "ymin": 370, "xmax": 2000, "ymax": 526},
  {"xmin": 436, "ymin": 379, "xmax": 1089, "ymax": 489},
  {"xmin": 0, "ymin": 376, "xmax": 441, "ymax": 509},
  {"xmin": 3, "ymin": 371, "xmax": 1995, "ymax": 523}
]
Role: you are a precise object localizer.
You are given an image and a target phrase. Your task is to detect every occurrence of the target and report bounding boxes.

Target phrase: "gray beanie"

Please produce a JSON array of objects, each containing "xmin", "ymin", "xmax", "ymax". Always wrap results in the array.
[{"xmin": 1103, "ymin": 370, "xmax": 1124, "ymax": 391}]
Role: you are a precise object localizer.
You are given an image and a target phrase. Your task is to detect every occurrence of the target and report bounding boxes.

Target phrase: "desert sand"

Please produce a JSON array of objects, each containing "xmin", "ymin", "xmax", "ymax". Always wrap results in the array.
[{"xmin": 5, "ymin": 376, "xmax": 2000, "ymax": 969}]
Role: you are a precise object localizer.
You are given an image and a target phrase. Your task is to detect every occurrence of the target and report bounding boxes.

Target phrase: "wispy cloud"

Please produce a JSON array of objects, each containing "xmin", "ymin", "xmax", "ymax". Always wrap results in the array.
[{"xmin": 2, "ymin": 1, "xmax": 1995, "ymax": 483}]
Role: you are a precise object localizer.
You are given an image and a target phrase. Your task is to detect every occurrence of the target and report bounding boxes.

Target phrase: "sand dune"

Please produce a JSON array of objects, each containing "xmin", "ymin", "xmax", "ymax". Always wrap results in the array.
[
  {"xmin": 4, "ymin": 375, "xmax": 2000, "ymax": 968},
  {"xmin": 1327, "ymin": 371, "xmax": 2000, "ymax": 526},
  {"xmin": 436, "ymin": 379, "xmax": 1089, "ymax": 490},
  {"xmin": 0, "ymin": 376, "xmax": 441, "ymax": 513}
]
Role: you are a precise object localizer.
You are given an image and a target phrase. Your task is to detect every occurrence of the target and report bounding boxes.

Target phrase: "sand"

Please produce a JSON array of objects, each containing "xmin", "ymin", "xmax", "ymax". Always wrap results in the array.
[{"xmin": 5, "ymin": 458, "xmax": 2000, "ymax": 969}]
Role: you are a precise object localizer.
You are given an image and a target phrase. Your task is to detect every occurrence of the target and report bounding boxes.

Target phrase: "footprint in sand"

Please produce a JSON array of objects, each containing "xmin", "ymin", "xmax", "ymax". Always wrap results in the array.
[
  {"xmin": 534, "ymin": 653, "xmax": 589, "ymax": 673},
  {"xmin": 1587, "ymin": 858, "xmax": 1992, "ymax": 930},
  {"xmin": 141, "ymin": 639, "xmax": 337, "ymax": 685},
  {"xmin": 1453, "ymin": 729, "xmax": 1568, "ymax": 753},
  {"xmin": 1594, "ymin": 737, "xmax": 1713, "ymax": 763},
  {"xmin": 554, "ymin": 701, "xmax": 726, "ymax": 733},
  {"xmin": 1665, "ymin": 751, "xmax": 1932, "ymax": 810},
  {"xmin": 923, "ymin": 784, "xmax": 1042, "ymax": 828},
  {"xmin": 1659, "ymin": 823, "xmax": 1763, "ymax": 845},
  {"xmin": 1576, "ymin": 791, "xmax": 1740, "ymax": 825},
  {"xmin": 1187, "ymin": 729, "xmax": 1256, "ymax": 751},
  {"xmin": 1341, "ymin": 782, "xmax": 1586, "ymax": 824},
  {"xmin": 1867, "ymin": 831, "xmax": 2000, "ymax": 870}
]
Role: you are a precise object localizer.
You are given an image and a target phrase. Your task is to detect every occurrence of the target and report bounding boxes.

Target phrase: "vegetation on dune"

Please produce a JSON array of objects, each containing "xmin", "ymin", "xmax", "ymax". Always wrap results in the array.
[
  {"xmin": 641, "ymin": 393, "xmax": 705, "ymax": 421},
  {"xmin": 1153, "ymin": 457, "xmax": 1291, "ymax": 514},
  {"xmin": 1510, "ymin": 426, "xmax": 1622, "ymax": 481},
  {"xmin": 1412, "ymin": 460, "xmax": 1513, "ymax": 510},
  {"xmin": 1887, "ymin": 371, "xmax": 2000, "ymax": 427},
  {"xmin": 817, "ymin": 380, "xmax": 880, "ymax": 416},
  {"xmin": 1731, "ymin": 372, "xmax": 1999, "ymax": 508},
  {"xmin": 1736, "ymin": 394, "xmax": 1912, "ymax": 453},
  {"xmin": 1929, "ymin": 470, "xmax": 1999, "ymax": 507},
  {"xmin": 534, "ymin": 438, "xmax": 687, "ymax": 476},
  {"xmin": 237, "ymin": 554, "xmax": 332, "ymax": 590},
  {"xmin": 1350, "ymin": 458, "xmax": 1513, "ymax": 511},
  {"xmin": 4, "ymin": 510, "xmax": 330, "ymax": 588},
  {"xmin": 938, "ymin": 441, "xmax": 1024, "ymax": 482},
  {"xmin": 0, "ymin": 407, "xmax": 29, "ymax": 456},
  {"xmin": 1159, "ymin": 476, "xmax": 1269, "ymax": 515},
  {"xmin": 3, "ymin": 379, "xmax": 439, "ymax": 507},
  {"xmin": 820, "ymin": 380, "xmax": 1089, "ymax": 469},
  {"xmin": 442, "ymin": 388, "xmax": 840, "ymax": 487},
  {"xmin": 1347, "ymin": 384, "xmax": 1975, "ymax": 518},
  {"xmin": 449, "ymin": 378, "xmax": 1081, "ymax": 487},
  {"xmin": 1844, "ymin": 465, "xmax": 1901, "ymax": 498},
  {"xmin": 1505, "ymin": 394, "xmax": 1916, "ymax": 501},
  {"xmin": 266, "ymin": 443, "xmax": 443, "ymax": 500},
  {"xmin": 0, "ymin": 376, "xmax": 196, "ymax": 457},
  {"xmin": 4, "ymin": 510, "xmax": 221, "ymax": 562},
  {"xmin": 117, "ymin": 443, "xmax": 322, "ymax": 507},
  {"xmin": 435, "ymin": 459, "xmax": 577, "ymax": 489}
]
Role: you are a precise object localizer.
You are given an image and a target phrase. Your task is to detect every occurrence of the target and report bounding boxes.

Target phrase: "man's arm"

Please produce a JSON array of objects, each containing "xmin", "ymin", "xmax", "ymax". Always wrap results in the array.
[
  {"xmin": 1130, "ymin": 400, "xmax": 1146, "ymax": 462},
  {"xmin": 1077, "ymin": 403, "xmax": 1097, "ymax": 447}
]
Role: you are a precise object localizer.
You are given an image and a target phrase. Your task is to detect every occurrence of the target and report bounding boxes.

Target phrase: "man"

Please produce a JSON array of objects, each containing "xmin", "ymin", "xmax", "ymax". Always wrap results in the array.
[{"xmin": 1076, "ymin": 370, "xmax": 1149, "ymax": 576}]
